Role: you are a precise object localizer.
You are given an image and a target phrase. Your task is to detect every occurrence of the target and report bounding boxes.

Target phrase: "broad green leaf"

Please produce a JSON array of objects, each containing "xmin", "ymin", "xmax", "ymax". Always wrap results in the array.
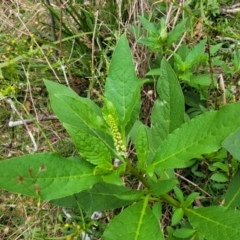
[
  {"xmin": 179, "ymin": 71, "xmax": 192, "ymax": 82},
  {"xmin": 172, "ymin": 208, "xmax": 184, "ymax": 226},
  {"xmin": 57, "ymin": 94, "xmax": 110, "ymax": 134},
  {"xmin": 151, "ymin": 102, "xmax": 240, "ymax": 170},
  {"xmin": 150, "ymin": 58, "xmax": 185, "ymax": 152},
  {"xmin": 128, "ymin": 24, "xmax": 142, "ymax": 39},
  {"xmin": 44, "ymin": 80, "xmax": 114, "ymax": 150},
  {"xmin": 184, "ymin": 91, "xmax": 206, "ymax": 108},
  {"xmin": 224, "ymin": 170, "xmax": 240, "ymax": 208},
  {"xmin": 222, "ymin": 128, "xmax": 240, "ymax": 161},
  {"xmin": 190, "ymin": 74, "xmax": 217, "ymax": 87},
  {"xmin": 150, "ymin": 100, "xmax": 169, "ymax": 149},
  {"xmin": 206, "ymin": 148, "xmax": 227, "ymax": 159},
  {"xmin": 183, "ymin": 192, "xmax": 200, "ymax": 207},
  {"xmin": 138, "ymin": 16, "xmax": 158, "ymax": 34},
  {"xmin": 210, "ymin": 43, "xmax": 222, "ymax": 54},
  {"xmin": 185, "ymin": 39, "xmax": 207, "ymax": 67},
  {"xmin": 176, "ymin": 43, "xmax": 190, "ymax": 61},
  {"xmin": 167, "ymin": 18, "xmax": 188, "ymax": 46},
  {"xmin": 152, "ymin": 201, "xmax": 162, "ymax": 220},
  {"xmin": 63, "ymin": 123, "xmax": 113, "ymax": 170},
  {"xmin": 174, "ymin": 53, "xmax": 185, "ymax": 71},
  {"xmin": 0, "ymin": 154, "xmax": 99, "ymax": 201},
  {"xmin": 52, "ymin": 93, "xmax": 115, "ymax": 153},
  {"xmin": 212, "ymin": 162, "xmax": 228, "ymax": 172},
  {"xmin": 173, "ymin": 228, "xmax": 196, "ymax": 238},
  {"xmin": 125, "ymin": 100, "xmax": 142, "ymax": 135},
  {"xmin": 117, "ymin": 190, "xmax": 144, "ymax": 201},
  {"xmin": 44, "ymin": 80, "xmax": 95, "ymax": 130},
  {"xmin": 44, "ymin": 80, "xmax": 114, "ymax": 152},
  {"xmin": 210, "ymin": 172, "xmax": 228, "ymax": 182},
  {"xmin": 174, "ymin": 187, "xmax": 184, "ymax": 203},
  {"xmin": 51, "ymin": 182, "xmax": 140, "ymax": 213},
  {"xmin": 138, "ymin": 37, "xmax": 161, "ymax": 50},
  {"xmin": 102, "ymin": 198, "xmax": 164, "ymax": 240},
  {"xmin": 129, "ymin": 120, "xmax": 146, "ymax": 144},
  {"xmin": 186, "ymin": 206, "xmax": 240, "ymax": 240},
  {"xmin": 156, "ymin": 58, "xmax": 185, "ymax": 130},
  {"xmin": 150, "ymin": 179, "xmax": 178, "ymax": 196},
  {"xmin": 129, "ymin": 121, "xmax": 155, "ymax": 164},
  {"xmin": 146, "ymin": 68, "xmax": 161, "ymax": 76},
  {"xmin": 167, "ymin": 226, "xmax": 179, "ymax": 240},
  {"xmin": 101, "ymin": 165, "xmax": 125, "ymax": 186},
  {"xmin": 136, "ymin": 125, "xmax": 150, "ymax": 169},
  {"xmin": 105, "ymin": 34, "xmax": 140, "ymax": 130}
]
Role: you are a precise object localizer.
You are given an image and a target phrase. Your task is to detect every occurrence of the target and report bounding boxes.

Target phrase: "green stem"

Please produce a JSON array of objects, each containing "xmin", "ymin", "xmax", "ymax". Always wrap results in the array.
[
  {"xmin": 161, "ymin": 194, "xmax": 181, "ymax": 208},
  {"xmin": 125, "ymin": 158, "xmax": 181, "ymax": 208},
  {"xmin": 125, "ymin": 159, "xmax": 151, "ymax": 188}
]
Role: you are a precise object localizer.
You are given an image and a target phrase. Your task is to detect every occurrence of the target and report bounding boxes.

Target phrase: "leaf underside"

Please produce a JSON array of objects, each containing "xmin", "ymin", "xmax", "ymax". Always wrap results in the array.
[{"xmin": 52, "ymin": 182, "xmax": 143, "ymax": 213}]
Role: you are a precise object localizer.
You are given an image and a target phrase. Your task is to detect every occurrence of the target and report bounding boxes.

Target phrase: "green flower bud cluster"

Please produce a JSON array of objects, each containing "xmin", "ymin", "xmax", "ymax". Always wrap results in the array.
[{"xmin": 107, "ymin": 114, "xmax": 127, "ymax": 158}]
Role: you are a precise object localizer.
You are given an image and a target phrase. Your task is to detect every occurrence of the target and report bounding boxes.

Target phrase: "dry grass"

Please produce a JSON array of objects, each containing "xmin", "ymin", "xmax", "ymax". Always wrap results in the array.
[
  {"xmin": 0, "ymin": 1, "xmax": 71, "ymax": 239},
  {"xmin": 0, "ymin": 192, "xmax": 64, "ymax": 239}
]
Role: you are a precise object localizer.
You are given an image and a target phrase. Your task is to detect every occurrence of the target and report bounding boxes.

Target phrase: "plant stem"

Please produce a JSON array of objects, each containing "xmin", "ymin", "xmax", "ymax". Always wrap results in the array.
[
  {"xmin": 161, "ymin": 194, "xmax": 181, "ymax": 208},
  {"xmin": 125, "ymin": 159, "xmax": 151, "ymax": 188},
  {"xmin": 125, "ymin": 158, "xmax": 181, "ymax": 208}
]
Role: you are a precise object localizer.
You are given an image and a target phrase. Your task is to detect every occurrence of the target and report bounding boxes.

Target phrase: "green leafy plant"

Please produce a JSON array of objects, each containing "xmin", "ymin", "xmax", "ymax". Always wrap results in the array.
[
  {"xmin": 146, "ymin": 38, "xmax": 221, "ymax": 101},
  {"xmin": 138, "ymin": 16, "xmax": 188, "ymax": 55},
  {"xmin": 137, "ymin": 12, "xmax": 232, "ymax": 114},
  {"xmin": 1, "ymin": 35, "xmax": 240, "ymax": 239}
]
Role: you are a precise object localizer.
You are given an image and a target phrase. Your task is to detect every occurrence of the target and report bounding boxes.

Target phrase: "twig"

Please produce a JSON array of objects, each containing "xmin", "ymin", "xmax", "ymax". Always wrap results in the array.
[
  {"xmin": 21, "ymin": 64, "xmax": 39, "ymax": 122},
  {"xmin": 5, "ymin": 98, "xmax": 38, "ymax": 153},
  {"xmin": 62, "ymin": 208, "xmax": 72, "ymax": 220},
  {"xmin": 167, "ymin": 32, "xmax": 187, "ymax": 61},
  {"xmin": 216, "ymin": 36, "xmax": 240, "ymax": 45},
  {"xmin": 221, "ymin": 7, "xmax": 240, "ymax": 14},
  {"xmin": 218, "ymin": 74, "xmax": 226, "ymax": 105},
  {"xmin": 171, "ymin": 1, "xmax": 183, "ymax": 28},
  {"xmin": 227, "ymin": 3, "xmax": 240, "ymax": 9},
  {"xmin": 61, "ymin": 64, "xmax": 70, "ymax": 87},
  {"xmin": 165, "ymin": 2, "xmax": 174, "ymax": 25},
  {"xmin": 227, "ymin": 152, "xmax": 233, "ymax": 182},
  {"xmin": 218, "ymin": 74, "xmax": 233, "ymax": 181},
  {"xmin": 175, "ymin": 172, "xmax": 213, "ymax": 197},
  {"xmin": 8, "ymin": 115, "xmax": 58, "ymax": 127}
]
